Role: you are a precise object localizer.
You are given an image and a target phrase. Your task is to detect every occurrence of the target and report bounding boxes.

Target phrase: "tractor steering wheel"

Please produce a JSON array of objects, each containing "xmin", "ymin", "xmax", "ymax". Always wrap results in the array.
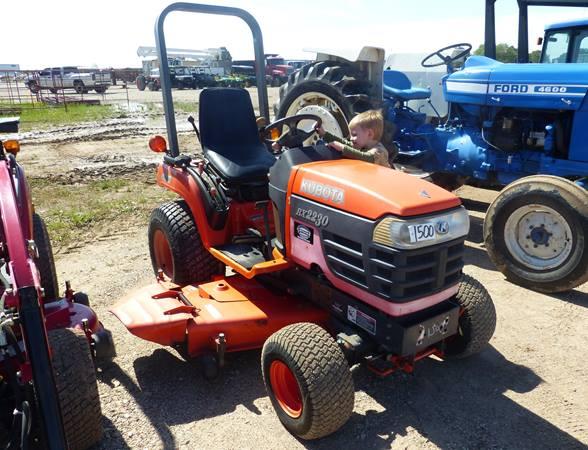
[
  {"xmin": 421, "ymin": 43, "xmax": 472, "ymax": 68},
  {"xmin": 263, "ymin": 114, "xmax": 322, "ymax": 149}
]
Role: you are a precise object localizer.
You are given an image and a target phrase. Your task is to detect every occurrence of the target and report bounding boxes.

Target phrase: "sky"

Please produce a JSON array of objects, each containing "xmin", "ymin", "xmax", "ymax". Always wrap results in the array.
[{"xmin": 2, "ymin": 0, "xmax": 587, "ymax": 69}]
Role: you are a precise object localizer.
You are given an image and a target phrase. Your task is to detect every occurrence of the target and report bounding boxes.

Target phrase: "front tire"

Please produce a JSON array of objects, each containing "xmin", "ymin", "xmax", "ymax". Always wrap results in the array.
[
  {"xmin": 444, "ymin": 274, "xmax": 496, "ymax": 359},
  {"xmin": 48, "ymin": 328, "xmax": 102, "ymax": 450},
  {"xmin": 28, "ymin": 81, "xmax": 40, "ymax": 94},
  {"xmin": 148, "ymin": 200, "xmax": 223, "ymax": 284},
  {"xmin": 73, "ymin": 81, "xmax": 85, "ymax": 94},
  {"xmin": 484, "ymin": 176, "xmax": 588, "ymax": 293},
  {"xmin": 33, "ymin": 213, "xmax": 59, "ymax": 302},
  {"xmin": 261, "ymin": 323, "xmax": 354, "ymax": 440}
]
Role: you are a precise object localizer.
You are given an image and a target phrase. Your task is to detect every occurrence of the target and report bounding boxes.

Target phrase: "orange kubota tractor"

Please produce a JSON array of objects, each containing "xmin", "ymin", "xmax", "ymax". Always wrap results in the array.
[{"xmin": 111, "ymin": 3, "xmax": 497, "ymax": 440}]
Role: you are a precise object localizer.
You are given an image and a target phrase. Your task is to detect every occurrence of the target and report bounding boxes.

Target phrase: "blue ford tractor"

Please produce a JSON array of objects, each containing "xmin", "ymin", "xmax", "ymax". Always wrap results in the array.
[{"xmin": 276, "ymin": 2, "xmax": 588, "ymax": 294}]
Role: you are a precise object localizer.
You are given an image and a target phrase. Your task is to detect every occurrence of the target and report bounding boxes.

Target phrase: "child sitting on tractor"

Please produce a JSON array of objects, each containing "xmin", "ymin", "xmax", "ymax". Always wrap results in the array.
[{"xmin": 316, "ymin": 109, "xmax": 391, "ymax": 168}]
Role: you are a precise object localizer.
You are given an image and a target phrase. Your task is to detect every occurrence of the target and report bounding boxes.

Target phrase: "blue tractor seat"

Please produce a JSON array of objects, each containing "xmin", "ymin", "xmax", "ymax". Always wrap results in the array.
[
  {"xmin": 383, "ymin": 70, "xmax": 431, "ymax": 102},
  {"xmin": 199, "ymin": 88, "xmax": 276, "ymax": 184}
]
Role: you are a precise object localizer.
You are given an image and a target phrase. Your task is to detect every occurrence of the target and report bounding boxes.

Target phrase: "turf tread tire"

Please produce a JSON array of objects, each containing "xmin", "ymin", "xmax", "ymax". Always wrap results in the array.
[
  {"xmin": 444, "ymin": 274, "xmax": 496, "ymax": 359},
  {"xmin": 484, "ymin": 175, "xmax": 588, "ymax": 293},
  {"xmin": 148, "ymin": 200, "xmax": 222, "ymax": 284},
  {"xmin": 261, "ymin": 322, "xmax": 354, "ymax": 440},
  {"xmin": 32, "ymin": 213, "xmax": 59, "ymax": 302},
  {"xmin": 48, "ymin": 328, "xmax": 102, "ymax": 450}
]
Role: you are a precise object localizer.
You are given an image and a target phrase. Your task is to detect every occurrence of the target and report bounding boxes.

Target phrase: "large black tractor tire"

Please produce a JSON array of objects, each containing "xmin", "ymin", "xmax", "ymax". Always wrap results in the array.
[
  {"xmin": 444, "ymin": 274, "xmax": 496, "ymax": 359},
  {"xmin": 275, "ymin": 61, "xmax": 378, "ymax": 142},
  {"xmin": 32, "ymin": 213, "xmax": 59, "ymax": 302},
  {"xmin": 484, "ymin": 175, "xmax": 588, "ymax": 293},
  {"xmin": 136, "ymin": 75, "xmax": 146, "ymax": 91},
  {"xmin": 148, "ymin": 200, "xmax": 223, "ymax": 284},
  {"xmin": 261, "ymin": 322, "xmax": 355, "ymax": 440},
  {"xmin": 48, "ymin": 328, "xmax": 102, "ymax": 450}
]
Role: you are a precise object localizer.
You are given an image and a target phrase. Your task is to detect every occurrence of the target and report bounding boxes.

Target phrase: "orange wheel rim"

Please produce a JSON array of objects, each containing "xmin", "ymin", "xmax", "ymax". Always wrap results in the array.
[
  {"xmin": 269, "ymin": 360, "xmax": 302, "ymax": 418},
  {"xmin": 153, "ymin": 229, "xmax": 173, "ymax": 278}
]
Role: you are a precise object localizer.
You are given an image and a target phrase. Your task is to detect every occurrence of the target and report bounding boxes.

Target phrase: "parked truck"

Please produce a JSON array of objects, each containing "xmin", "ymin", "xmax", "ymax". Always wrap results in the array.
[
  {"xmin": 26, "ymin": 66, "xmax": 111, "ymax": 94},
  {"xmin": 233, "ymin": 54, "xmax": 294, "ymax": 87}
]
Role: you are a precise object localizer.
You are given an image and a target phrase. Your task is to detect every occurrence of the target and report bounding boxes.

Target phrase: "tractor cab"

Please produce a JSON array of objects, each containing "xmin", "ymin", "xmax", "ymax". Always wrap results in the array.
[{"xmin": 541, "ymin": 18, "xmax": 588, "ymax": 63}]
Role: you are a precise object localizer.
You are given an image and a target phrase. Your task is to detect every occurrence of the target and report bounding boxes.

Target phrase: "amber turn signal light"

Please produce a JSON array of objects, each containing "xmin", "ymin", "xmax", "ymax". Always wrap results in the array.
[
  {"xmin": 149, "ymin": 135, "xmax": 167, "ymax": 153},
  {"xmin": 269, "ymin": 127, "xmax": 281, "ymax": 141},
  {"xmin": 3, "ymin": 140, "xmax": 20, "ymax": 155}
]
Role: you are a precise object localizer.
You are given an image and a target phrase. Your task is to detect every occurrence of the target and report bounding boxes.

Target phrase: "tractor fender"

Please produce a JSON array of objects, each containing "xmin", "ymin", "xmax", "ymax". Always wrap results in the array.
[
  {"xmin": 155, "ymin": 163, "xmax": 229, "ymax": 248},
  {"xmin": 305, "ymin": 46, "xmax": 385, "ymax": 64}
]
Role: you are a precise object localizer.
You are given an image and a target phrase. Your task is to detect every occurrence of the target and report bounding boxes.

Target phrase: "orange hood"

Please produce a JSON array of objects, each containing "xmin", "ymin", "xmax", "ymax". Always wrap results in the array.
[{"xmin": 291, "ymin": 160, "xmax": 461, "ymax": 219}]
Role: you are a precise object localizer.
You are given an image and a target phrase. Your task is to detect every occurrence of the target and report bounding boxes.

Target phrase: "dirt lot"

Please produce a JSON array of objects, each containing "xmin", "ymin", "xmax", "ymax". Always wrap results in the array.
[{"xmin": 16, "ymin": 87, "xmax": 588, "ymax": 449}]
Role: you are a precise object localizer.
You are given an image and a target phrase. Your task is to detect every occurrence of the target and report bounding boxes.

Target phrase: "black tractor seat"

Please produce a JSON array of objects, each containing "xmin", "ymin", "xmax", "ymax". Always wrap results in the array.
[{"xmin": 200, "ymin": 88, "xmax": 276, "ymax": 187}]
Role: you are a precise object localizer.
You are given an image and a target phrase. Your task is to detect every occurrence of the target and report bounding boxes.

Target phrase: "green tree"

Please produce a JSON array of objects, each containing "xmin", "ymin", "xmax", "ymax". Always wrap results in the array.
[
  {"xmin": 529, "ymin": 50, "xmax": 541, "ymax": 63},
  {"xmin": 474, "ymin": 43, "xmax": 518, "ymax": 62}
]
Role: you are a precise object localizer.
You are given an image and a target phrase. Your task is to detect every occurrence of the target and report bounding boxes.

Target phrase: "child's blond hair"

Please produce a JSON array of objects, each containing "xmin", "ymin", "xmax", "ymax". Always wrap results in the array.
[{"xmin": 348, "ymin": 110, "xmax": 384, "ymax": 141}]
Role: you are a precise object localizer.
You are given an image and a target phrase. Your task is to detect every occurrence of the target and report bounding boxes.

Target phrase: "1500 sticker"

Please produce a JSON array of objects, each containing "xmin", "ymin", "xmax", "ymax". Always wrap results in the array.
[{"xmin": 295, "ymin": 207, "xmax": 329, "ymax": 227}]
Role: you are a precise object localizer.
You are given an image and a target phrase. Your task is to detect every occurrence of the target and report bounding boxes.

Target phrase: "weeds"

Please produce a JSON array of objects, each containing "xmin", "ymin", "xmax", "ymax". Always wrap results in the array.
[
  {"xmin": 30, "ymin": 177, "xmax": 174, "ymax": 250},
  {"xmin": 0, "ymin": 103, "xmax": 117, "ymax": 131}
]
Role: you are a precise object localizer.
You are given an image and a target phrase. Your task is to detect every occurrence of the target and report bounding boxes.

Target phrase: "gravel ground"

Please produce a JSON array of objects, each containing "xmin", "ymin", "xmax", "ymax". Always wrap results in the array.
[{"xmin": 54, "ymin": 201, "xmax": 587, "ymax": 450}]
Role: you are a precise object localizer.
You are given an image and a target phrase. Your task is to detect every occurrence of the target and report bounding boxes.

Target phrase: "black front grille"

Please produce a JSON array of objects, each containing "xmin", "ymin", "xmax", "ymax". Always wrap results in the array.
[
  {"xmin": 322, "ymin": 230, "xmax": 464, "ymax": 302},
  {"xmin": 323, "ymin": 233, "xmax": 367, "ymax": 288}
]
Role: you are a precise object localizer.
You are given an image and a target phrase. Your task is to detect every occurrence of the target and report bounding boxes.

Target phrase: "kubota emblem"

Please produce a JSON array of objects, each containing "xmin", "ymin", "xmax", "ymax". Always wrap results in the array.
[
  {"xmin": 300, "ymin": 179, "xmax": 344, "ymax": 204},
  {"xmin": 419, "ymin": 189, "xmax": 431, "ymax": 198}
]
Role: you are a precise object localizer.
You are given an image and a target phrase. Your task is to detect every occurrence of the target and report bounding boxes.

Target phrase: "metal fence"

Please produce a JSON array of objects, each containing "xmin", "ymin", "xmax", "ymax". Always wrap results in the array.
[{"xmin": 0, "ymin": 69, "xmax": 142, "ymax": 115}]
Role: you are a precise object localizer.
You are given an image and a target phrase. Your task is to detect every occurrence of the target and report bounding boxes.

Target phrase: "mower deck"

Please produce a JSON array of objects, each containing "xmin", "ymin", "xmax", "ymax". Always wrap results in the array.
[{"xmin": 111, "ymin": 275, "xmax": 328, "ymax": 357}]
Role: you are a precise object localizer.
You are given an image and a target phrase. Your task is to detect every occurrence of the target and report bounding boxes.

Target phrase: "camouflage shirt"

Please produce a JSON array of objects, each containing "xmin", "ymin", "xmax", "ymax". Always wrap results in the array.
[{"xmin": 323, "ymin": 131, "xmax": 391, "ymax": 168}]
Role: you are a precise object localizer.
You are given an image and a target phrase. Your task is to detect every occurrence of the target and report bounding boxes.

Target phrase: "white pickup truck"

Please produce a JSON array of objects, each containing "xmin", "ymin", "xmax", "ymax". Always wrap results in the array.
[{"xmin": 26, "ymin": 67, "xmax": 111, "ymax": 94}]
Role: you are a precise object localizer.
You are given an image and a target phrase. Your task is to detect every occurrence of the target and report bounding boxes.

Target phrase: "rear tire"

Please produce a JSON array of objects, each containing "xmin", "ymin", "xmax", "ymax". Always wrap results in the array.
[
  {"xmin": 148, "ymin": 200, "xmax": 223, "ymax": 284},
  {"xmin": 444, "ymin": 274, "xmax": 496, "ymax": 359},
  {"xmin": 32, "ymin": 213, "xmax": 59, "ymax": 302},
  {"xmin": 261, "ymin": 323, "xmax": 354, "ymax": 440},
  {"xmin": 484, "ymin": 176, "xmax": 588, "ymax": 293},
  {"xmin": 276, "ymin": 61, "xmax": 377, "ymax": 143},
  {"xmin": 48, "ymin": 328, "xmax": 102, "ymax": 450},
  {"xmin": 136, "ymin": 75, "xmax": 146, "ymax": 91}
]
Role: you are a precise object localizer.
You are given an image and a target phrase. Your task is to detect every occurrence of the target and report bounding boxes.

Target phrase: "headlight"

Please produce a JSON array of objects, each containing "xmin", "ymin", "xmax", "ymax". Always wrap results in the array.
[{"xmin": 373, "ymin": 206, "xmax": 470, "ymax": 249}]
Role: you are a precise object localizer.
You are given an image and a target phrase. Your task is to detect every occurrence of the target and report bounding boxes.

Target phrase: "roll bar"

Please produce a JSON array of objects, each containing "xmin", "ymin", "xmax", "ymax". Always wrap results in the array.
[{"xmin": 155, "ymin": 2, "xmax": 269, "ymax": 156}]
